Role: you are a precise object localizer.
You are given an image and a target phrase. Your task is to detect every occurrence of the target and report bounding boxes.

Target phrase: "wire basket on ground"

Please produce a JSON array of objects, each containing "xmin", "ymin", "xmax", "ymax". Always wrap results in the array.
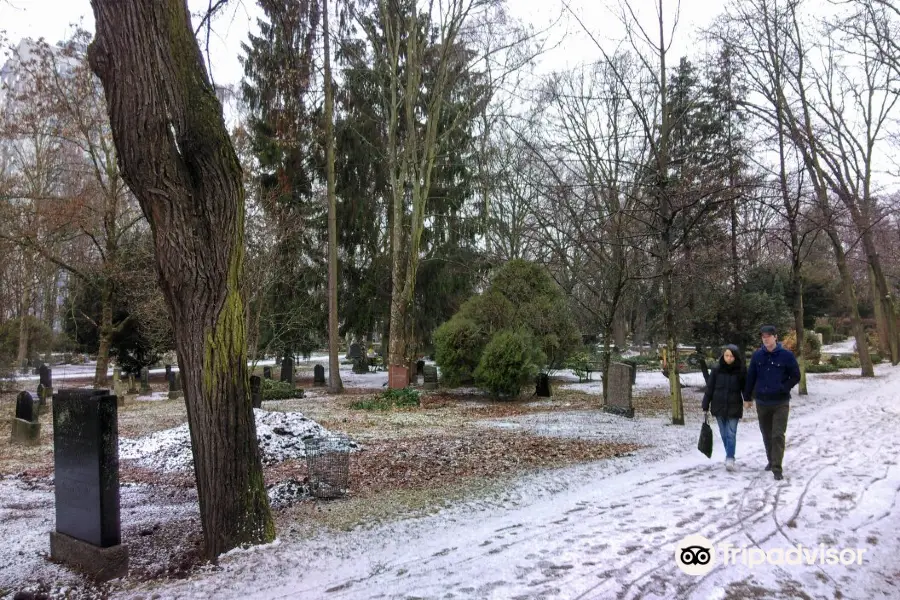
[{"xmin": 303, "ymin": 433, "xmax": 352, "ymax": 499}]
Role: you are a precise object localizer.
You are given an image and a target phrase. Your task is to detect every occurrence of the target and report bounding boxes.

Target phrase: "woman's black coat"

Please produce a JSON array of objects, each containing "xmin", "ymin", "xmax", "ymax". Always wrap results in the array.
[{"xmin": 702, "ymin": 346, "xmax": 748, "ymax": 419}]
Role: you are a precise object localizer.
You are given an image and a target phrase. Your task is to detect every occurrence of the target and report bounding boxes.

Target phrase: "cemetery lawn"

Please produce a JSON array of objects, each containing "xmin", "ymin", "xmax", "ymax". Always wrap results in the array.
[
  {"xmin": 1, "ymin": 383, "xmax": 666, "ymax": 532},
  {"xmin": 6, "ymin": 364, "xmax": 898, "ymax": 599}
]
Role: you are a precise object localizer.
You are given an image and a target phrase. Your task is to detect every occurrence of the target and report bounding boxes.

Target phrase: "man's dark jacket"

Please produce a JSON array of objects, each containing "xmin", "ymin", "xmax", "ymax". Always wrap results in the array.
[{"xmin": 745, "ymin": 342, "xmax": 801, "ymax": 405}]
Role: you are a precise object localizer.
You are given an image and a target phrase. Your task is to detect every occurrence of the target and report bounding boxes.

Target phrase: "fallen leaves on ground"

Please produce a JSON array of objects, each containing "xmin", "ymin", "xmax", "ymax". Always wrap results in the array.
[{"xmin": 265, "ymin": 432, "xmax": 641, "ymax": 498}]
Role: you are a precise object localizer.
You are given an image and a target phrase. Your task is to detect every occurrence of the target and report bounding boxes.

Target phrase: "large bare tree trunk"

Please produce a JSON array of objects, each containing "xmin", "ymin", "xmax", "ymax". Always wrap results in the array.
[
  {"xmin": 88, "ymin": 0, "xmax": 274, "ymax": 557},
  {"xmin": 791, "ymin": 259, "xmax": 807, "ymax": 395},
  {"xmin": 860, "ymin": 233, "xmax": 899, "ymax": 364},
  {"xmin": 656, "ymin": 0, "xmax": 683, "ymax": 425},
  {"xmin": 323, "ymin": 0, "xmax": 343, "ymax": 394},
  {"xmin": 17, "ymin": 252, "xmax": 33, "ymax": 372},
  {"xmin": 94, "ymin": 276, "xmax": 113, "ymax": 386},
  {"xmin": 826, "ymin": 228, "xmax": 874, "ymax": 377}
]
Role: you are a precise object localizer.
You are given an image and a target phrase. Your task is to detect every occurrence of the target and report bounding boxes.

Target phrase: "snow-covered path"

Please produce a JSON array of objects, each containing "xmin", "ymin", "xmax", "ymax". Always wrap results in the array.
[{"xmin": 121, "ymin": 366, "xmax": 900, "ymax": 600}]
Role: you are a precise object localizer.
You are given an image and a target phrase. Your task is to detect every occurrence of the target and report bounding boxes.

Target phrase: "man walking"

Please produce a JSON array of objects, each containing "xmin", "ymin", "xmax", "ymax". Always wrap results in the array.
[{"xmin": 745, "ymin": 325, "xmax": 800, "ymax": 481}]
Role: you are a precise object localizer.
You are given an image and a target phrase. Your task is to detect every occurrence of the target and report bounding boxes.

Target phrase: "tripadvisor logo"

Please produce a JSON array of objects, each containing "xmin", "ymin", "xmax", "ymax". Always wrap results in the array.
[
  {"xmin": 675, "ymin": 534, "xmax": 716, "ymax": 576},
  {"xmin": 675, "ymin": 534, "xmax": 869, "ymax": 576}
]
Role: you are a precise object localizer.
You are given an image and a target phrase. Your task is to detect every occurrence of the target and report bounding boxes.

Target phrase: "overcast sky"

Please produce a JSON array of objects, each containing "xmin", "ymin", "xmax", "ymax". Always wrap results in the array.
[{"xmin": 0, "ymin": 0, "xmax": 726, "ymax": 86}]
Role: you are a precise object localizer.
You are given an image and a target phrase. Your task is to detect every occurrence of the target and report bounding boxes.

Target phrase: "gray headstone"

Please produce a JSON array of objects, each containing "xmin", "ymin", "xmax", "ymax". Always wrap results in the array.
[
  {"xmin": 603, "ymin": 362, "xmax": 634, "ymax": 418},
  {"xmin": 127, "ymin": 374, "xmax": 138, "ymax": 395},
  {"xmin": 112, "ymin": 367, "xmax": 121, "ymax": 383},
  {"xmin": 15, "ymin": 390, "xmax": 36, "ymax": 422},
  {"xmin": 139, "ymin": 367, "xmax": 151, "ymax": 394},
  {"xmin": 280, "ymin": 357, "xmax": 294, "ymax": 384},
  {"xmin": 36, "ymin": 382, "xmax": 49, "ymax": 404},
  {"xmin": 168, "ymin": 372, "xmax": 183, "ymax": 400},
  {"xmin": 313, "ymin": 364, "xmax": 326, "ymax": 385},
  {"xmin": 250, "ymin": 375, "xmax": 262, "ymax": 409},
  {"xmin": 423, "ymin": 365, "xmax": 438, "ymax": 390},
  {"xmin": 348, "ymin": 343, "xmax": 363, "ymax": 360}
]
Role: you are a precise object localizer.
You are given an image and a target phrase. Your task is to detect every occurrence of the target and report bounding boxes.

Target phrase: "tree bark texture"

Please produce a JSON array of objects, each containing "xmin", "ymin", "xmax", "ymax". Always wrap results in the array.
[
  {"xmin": 88, "ymin": 0, "xmax": 275, "ymax": 557},
  {"xmin": 323, "ymin": 0, "xmax": 344, "ymax": 393},
  {"xmin": 17, "ymin": 252, "xmax": 33, "ymax": 372},
  {"xmin": 826, "ymin": 228, "xmax": 874, "ymax": 377},
  {"xmin": 94, "ymin": 276, "xmax": 114, "ymax": 386}
]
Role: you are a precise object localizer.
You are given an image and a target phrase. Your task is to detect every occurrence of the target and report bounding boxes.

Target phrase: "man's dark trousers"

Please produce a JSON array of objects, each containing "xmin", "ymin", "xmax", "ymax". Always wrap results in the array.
[{"xmin": 757, "ymin": 403, "xmax": 789, "ymax": 474}]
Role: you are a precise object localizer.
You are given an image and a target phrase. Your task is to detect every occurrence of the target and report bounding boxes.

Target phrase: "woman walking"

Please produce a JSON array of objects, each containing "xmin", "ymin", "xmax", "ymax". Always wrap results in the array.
[{"xmin": 702, "ymin": 344, "xmax": 748, "ymax": 471}]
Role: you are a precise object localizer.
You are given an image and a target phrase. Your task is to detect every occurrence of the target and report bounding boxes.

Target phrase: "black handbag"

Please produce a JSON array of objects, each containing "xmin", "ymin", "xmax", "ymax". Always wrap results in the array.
[{"xmin": 698, "ymin": 413, "xmax": 713, "ymax": 458}]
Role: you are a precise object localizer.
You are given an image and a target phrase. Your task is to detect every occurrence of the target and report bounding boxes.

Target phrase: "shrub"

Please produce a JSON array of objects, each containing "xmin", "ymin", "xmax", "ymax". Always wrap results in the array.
[
  {"xmin": 781, "ymin": 329, "xmax": 822, "ymax": 364},
  {"xmin": 831, "ymin": 333, "xmax": 848, "ymax": 344},
  {"xmin": 627, "ymin": 354, "xmax": 660, "ymax": 368},
  {"xmin": 262, "ymin": 379, "xmax": 305, "ymax": 400},
  {"xmin": 350, "ymin": 387, "xmax": 420, "ymax": 410},
  {"xmin": 566, "ymin": 350, "xmax": 595, "ymax": 381},
  {"xmin": 433, "ymin": 317, "xmax": 484, "ymax": 385},
  {"xmin": 0, "ymin": 317, "xmax": 55, "ymax": 364},
  {"xmin": 827, "ymin": 354, "xmax": 860, "ymax": 369},
  {"xmin": 814, "ymin": 324, "xmax": 834, "ymax": 345},
  {"xmin": 434, "ymin": 260, "xmax": 580, "ymax": 395},
  {"xmin": 474, "ymin": 329, "xmax": 545, "ymax": 399},
  {"xmin": 806, "ymin": 363, "xmax": 838, "ymax": 373}
]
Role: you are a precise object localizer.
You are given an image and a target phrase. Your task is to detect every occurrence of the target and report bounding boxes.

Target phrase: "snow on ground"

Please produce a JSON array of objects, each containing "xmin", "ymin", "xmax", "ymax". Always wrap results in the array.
[
  {"xmin": 339, "ymin": 369, "xmax": 388, "ymax": 389},
  {"xmin": 822, "ymin": 338, "xmax": 858, "ymax": 354},
  {"xmin": 559, "ymin": 369, "xmax": 706, "ymax": 394},
  {"xmin": 110, "ymin": 364, "xmax": 900, "ymax": 600},
  {"xmin": 119, "ymin": 409, "xmax": 358, "ymax": 473}
]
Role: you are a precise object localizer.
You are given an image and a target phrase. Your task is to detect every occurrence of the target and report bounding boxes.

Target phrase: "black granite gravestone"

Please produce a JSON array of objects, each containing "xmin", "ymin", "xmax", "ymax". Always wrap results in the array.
[
  {"xmin": 15, "ymin": 390, "xmax": 35, "ymax": 422},
  {"xmin": 535, "ymin": 372, "xmax": 552, "ymax": 397},
  {"xmin": 165, "ymin": 364, "xmax": 172, "ymax": 382},
  {"xmin": 50, "ymin": 388, "xmax": 127, "ymax": 580},
  {"xmin": 39, "ymin": 364, "xmax": 52, "ymax": 390},
  {"xmin": 250, "ymin": 375, "xmax": 262, "ymax": 409},
  {"xmin": 263, "ymin": 366, "xmax": 272, "ymax": 380},
  {"xmin": 11, "ymin": 390, "xmax": 41, "ymax": 445},
  {"xmin": 416, "ymin": 360, "xmax": 425, "ymax": 377},
  {"xmin": 52, "ymin": 388, "xmax": 121, "ymax": 547},
  {"xmin": 348, "ymin": 343, "xmax": 363, "ymax": 361},
  {"xmin": 280, "ymin": 357, "xmax": 294, "ymax": 383},
  {"xmin": 313, "ymin": 364, "xmax": 326, "ymax": 386}
]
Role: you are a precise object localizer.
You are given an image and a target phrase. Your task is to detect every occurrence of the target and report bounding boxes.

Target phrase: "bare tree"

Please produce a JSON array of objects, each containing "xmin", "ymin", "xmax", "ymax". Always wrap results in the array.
[
  {"xmin": 357, "ymin": 0, "xmax": 494, "ymax": 376},
  {"xmin": 722, "ymin": 0, "xmax": 874, "ymax": 376}
]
